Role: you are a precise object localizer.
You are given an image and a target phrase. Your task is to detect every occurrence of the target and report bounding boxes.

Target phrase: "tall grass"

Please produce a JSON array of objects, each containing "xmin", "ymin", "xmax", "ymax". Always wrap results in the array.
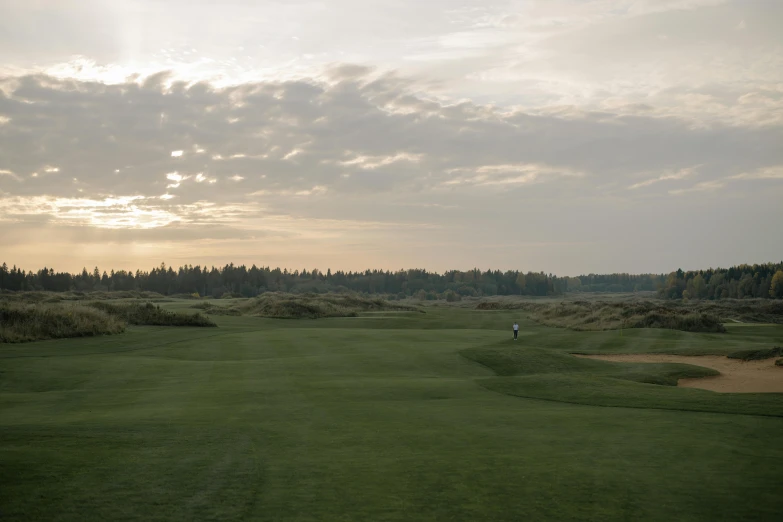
[
  {"xmin": 477, "ymin": 299, "xmax": 727, "ymax": 333},
  {"xmin": 88, "ymin": 302, "xmax": 216, "ymax": 326},
  {"xmin": 727, "ymin": 346, "xmax": 782, "ymax": 361},
  {"xmin": 0, "ymin": 290, "xmax": 168, "ymax": 304},
  {"xmin": 0, "ymin": 303, "xmax": 126, "ymax": 343},
  {"xmin": 0, "ymin": 300, "xmax": 216, "ymax": 343},
  {"xmin": 236, "ymin": 292, "xmax": 421, "ymax": 319},
  {"xmin": 190, "ymin": 302, "xmax": 242, "ymax": 316}
]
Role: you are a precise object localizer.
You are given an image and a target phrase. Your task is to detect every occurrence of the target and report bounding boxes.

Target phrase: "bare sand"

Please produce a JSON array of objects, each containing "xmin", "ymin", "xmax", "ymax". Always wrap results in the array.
[{"xmin": 573, "ymin": 354, "xmax": 783, "ymax": 393}]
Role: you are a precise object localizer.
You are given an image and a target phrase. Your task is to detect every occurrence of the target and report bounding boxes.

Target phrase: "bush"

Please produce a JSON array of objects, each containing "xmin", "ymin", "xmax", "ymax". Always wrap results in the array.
[
  {"xmin": 1, "ymin": 303, "xmax": 126, "ymax": 343},
  {"xmin": 445, "ymin": 290, "xmax": 462, "ymax": 302}
]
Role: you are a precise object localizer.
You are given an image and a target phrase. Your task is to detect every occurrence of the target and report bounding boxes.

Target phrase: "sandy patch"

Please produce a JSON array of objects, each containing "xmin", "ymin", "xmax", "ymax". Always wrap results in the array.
[{"xmin": 573, "ymin": 354, "xmax": 783, "ymax": 393}]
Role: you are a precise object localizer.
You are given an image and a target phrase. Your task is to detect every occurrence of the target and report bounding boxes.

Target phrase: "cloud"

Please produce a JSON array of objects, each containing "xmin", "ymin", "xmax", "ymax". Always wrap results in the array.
[
  {"xmin": 337, "ymin": 152, "xmax": 422, "ymax": 170},
  {"xmin": 669, "ymin": 180, "xmax": 725, "ymax": 195},
  {"xmin": 0, "ymin": 168, "xmax": 21, "ymax": 181},
  {"xmin": 0, "ymin": 63, "xmax": 781, "ymax": 274},
  {"xmin": 0, "ymin": 71, "xmax": 780, "ymax": 207},
  {"xmin": 731, "ymin": 166, "xmax": 783, "ymax": 180},
  {"xmin": 628, "ymin": 165, "xmax": 700, "ymax": 189},
  {"xmin": 443, "ymin": 163, "xmax": 583, "ymax": 187}
]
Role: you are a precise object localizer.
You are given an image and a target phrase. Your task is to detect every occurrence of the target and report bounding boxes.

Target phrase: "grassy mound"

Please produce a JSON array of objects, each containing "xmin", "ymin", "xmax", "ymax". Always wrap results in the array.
[
  {"xmin": 478, "ymin": 374, "xmax": 783, "ymax": 417},
  {"xmin": 0, "ymin": 303, "xmax": 125, "ymax": 343},
  {"xmin": 698, "ymin": 299, "xmax": 783, "ymax": 324},
  {"xmin": 88, "ymin": 302, "xmax": 216, "ymax": 327},
  {"xmin": 190, "ymin": 302, "xmax": 242, "ymax": 316},
  {"xmin": 236, "ymin": 292, "xmax": 420, "ymax": 319},
  {"xmin": 476, "ymin": 299, "xmax": 726, "ymax": 333},
  {"xmin": 0, "ymin": 290, "xmax": 168, "ymax": 304},
  {"xmin": 460, "ymin": 343, "xmax": 717, "ymax": 386},
  {"xmin": 727, "ymin": 346, "xmax": 783, "ymax": 361},
  {"xmin": 461, "ymin": 342, "xmax": 783, "ymax": 417}
]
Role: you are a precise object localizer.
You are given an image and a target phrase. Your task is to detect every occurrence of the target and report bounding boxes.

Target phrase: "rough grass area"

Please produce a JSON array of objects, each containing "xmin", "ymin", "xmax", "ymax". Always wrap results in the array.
[
  {"xmin": 88, "ymin": 302, "xmax": 216, "ymax": 327},
  {"xmin": 0, "ymin": 290, "xmax": 168, "ymax": 304},
  {"xmin": 190, "ymin": 302, "xmax": 242, "ymax": 316},
  {"xmin": 776, "ymin": 358, "xmax": 783, "ymax": 367},
  {"xmin": 477, "ymin": 299, "xmax": 726, "ymax": 332},
  {"xmin": 700, "ymin": 299, "xmax": 783, "ymax": 324},
  {"xmin": 0, "ymin": 303, "xmax": 125, "ymax": 342},
  {"xmin": 235, "ymin": 292, "xmax": 421, "ymax": 319},
  {"xmin": 727, "ymin": 346, "xmax": 783, "ymax": 361}
]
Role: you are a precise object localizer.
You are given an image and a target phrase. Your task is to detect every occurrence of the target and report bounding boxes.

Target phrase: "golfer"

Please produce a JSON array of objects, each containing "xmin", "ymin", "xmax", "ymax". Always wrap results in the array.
[{"xmin": 513, "ymin": 321, "xmax": 519, "ymax": 340}]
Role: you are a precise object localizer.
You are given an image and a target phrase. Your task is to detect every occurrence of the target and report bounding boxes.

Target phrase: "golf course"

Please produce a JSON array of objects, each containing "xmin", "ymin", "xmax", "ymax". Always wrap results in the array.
[{"xmin": 2, "ymin": 300, "xmax": 782, "ymax": 521}]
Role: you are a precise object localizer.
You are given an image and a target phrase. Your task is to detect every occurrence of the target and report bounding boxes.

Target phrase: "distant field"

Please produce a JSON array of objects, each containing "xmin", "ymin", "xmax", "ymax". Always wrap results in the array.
[{"xmin": 2, "ymin": 301, "xmax": 782, "ymax": 521}]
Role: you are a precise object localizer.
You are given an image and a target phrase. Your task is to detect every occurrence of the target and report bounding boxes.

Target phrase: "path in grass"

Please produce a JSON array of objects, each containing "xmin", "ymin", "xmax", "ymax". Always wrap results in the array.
[{"xmin": 2, "ymin": 305, "xmax": 783, "ymax": 521}]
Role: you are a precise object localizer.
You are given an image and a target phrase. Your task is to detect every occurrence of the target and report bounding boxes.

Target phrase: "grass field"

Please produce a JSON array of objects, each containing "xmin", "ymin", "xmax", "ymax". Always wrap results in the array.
[{"xmin": 2, "ymin": 302, "xmax": 782, "ymax": 521}]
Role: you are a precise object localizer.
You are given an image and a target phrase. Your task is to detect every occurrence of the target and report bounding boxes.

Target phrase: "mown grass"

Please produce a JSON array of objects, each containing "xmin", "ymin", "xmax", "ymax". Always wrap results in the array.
[
  {"xmin": 461, "ymin": 342, "xmax": 783, "ymax": 417},
  {"xmin": 1, "ymin": 302, "xmax": 782, "ymax": 520},
  {"xmin": 0, "ymin": 303, "xmax": 126, "ymax": 342},
  {"xmin": 235, "ymin": 292, "xmax": 421, "ymax": 319},
  {"xmin": 478, "ymin": 374, "xmax": 783, "ymax": 417},
  {"xmin": 460, "ymin": 342, "xmax": 719, "ymax": 384}
]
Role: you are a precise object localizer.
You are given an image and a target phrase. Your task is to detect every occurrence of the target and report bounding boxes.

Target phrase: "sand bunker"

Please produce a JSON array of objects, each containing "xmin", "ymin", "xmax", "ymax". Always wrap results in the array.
[{"xmin": 574, "ymin": 354, "xmax": 783, "ymax": 393}]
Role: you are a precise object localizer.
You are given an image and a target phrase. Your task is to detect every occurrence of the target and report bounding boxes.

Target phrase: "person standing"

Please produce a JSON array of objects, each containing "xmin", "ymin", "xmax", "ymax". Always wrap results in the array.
[{"xmin": 513, "ymin": 321, "xmax": 519, "ymax": 340}]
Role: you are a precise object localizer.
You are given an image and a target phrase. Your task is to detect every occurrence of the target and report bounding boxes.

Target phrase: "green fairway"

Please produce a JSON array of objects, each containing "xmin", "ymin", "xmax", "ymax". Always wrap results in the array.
[{"xmin": 2, "ymin": 305, "xmax": 782, "ymax": 521}]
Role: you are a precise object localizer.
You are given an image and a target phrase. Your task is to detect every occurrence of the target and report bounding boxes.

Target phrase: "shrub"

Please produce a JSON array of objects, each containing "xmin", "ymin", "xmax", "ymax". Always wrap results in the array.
[{"xmin": 445, "ymin": 290, "xmax": 462, "ymax": 302}]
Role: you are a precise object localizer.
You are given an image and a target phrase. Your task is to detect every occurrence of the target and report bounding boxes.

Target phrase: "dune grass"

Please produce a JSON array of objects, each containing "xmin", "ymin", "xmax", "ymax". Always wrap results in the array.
[
  {"xmin": 0, "ymin": 289, "xmax": 168, "ymax": 304},
  {"xmin": 235, "ymin": 292, "xmax": 421, "ymax": 319},
  {"xmin": 88, "ymin": 301, "xmax": 216, "ymax": 327},
  {"xmin": 0, "ymin": 302, "xmax": 126, "ymax": 342},
  {"xmin": 477, "ymin": 298, "xmax": 729, "ymax": 332},
  {"xmin": 727, "ymin": 346, "xmax": 782, "ymax": 361},
  {"xmin": 1, "ymin": 304, "xmax": 782, "ymax": 520},
  {"xmin": 190, "ymin": 301, "xmax": 243, "ymax": 316},
  {"xmin": 0, "ymin": 301, "xmax": 215, "ymax": 343}
]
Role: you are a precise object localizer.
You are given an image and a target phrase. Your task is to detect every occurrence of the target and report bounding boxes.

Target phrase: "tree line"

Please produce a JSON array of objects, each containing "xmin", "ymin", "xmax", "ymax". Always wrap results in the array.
[
  {"xmin": 1, "ymin": 261, "xmax": 781, "ymax": 299},
  {"xmin": 658, "ymin": 263, "xmax": 783, "ymax": 300}
]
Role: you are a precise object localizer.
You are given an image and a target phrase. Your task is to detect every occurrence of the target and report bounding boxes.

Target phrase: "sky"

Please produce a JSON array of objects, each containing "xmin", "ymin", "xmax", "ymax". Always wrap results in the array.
[{"xmin": 0, "ymin": 0, "xmax": 782, "ymax": 276}]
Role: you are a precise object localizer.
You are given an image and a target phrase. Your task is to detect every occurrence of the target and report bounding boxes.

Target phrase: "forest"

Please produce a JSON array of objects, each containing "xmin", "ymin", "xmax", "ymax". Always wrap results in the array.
[{"xmin": 1, "ymin": 261, "xmax": 781, "ymax": 300}]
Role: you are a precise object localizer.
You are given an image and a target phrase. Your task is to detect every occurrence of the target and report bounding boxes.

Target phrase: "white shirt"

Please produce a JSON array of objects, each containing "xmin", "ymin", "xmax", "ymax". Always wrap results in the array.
[{"xmin": 513, "ymin": 323, "xmax": 519, "ymax": 331}]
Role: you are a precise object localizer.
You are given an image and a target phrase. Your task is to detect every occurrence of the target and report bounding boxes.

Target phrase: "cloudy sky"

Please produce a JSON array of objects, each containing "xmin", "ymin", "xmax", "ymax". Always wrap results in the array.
[{"xmin": 1, "ymin": 0, "xmax": 781, "ymax": 275}]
